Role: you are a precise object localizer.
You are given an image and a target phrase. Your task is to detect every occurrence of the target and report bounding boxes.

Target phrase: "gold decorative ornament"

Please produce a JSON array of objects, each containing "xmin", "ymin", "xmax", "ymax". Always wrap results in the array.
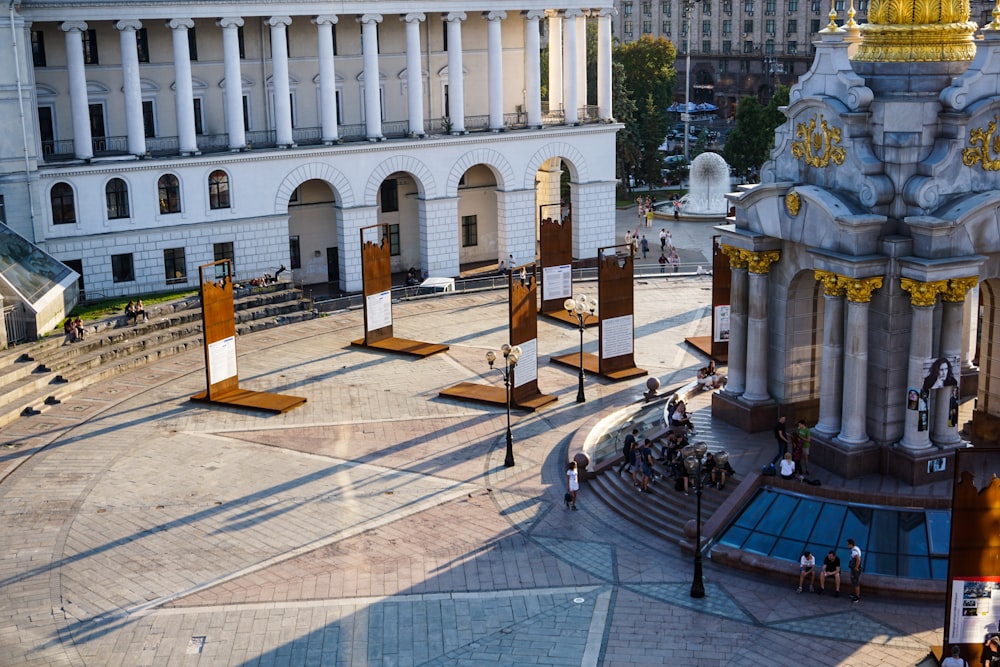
[
  {"xmin": 814, "ymin": 269, "xmax": 847, "ymax": 296},
  {"xmin": 852, "ymin": 0, "xmax": 975, "ymax": 62},
  {"xmin": 785, "ymin": 191, "xmax": 802, "ymax": 216},
  {"xmin": 845, "ymin": 276, "xmax": 883, "ymax": 303},
  {"xmin": 747, "ymin": 250, "xmax": 781, "ymax": 274},
  {"xmin": 942, "ymin": 276, "xmax": 979, "ymax": 302},
  {"xmin": 720, "ymin": 244, "xmax": 750, "ymax": 269},
  {"xmin": 900, "ymin": 277, "xmax": 948, "ymax": 307},
  {"xmin": 963, "ymin": 115, "xmax": 1000, "ymax": 171},
  {"xmin": 791, "ymin": 114, "xmax": 847, "ymax": 168}
]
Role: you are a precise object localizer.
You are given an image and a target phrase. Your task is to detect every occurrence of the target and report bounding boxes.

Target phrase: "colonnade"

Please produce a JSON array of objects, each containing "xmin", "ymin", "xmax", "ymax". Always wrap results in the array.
[
  {"xmin": 721, "ymin": 242, "xmax": 978, "ymax": 450},
  {"xmin": 56, "ymin": 8, "xmax": 617, "ymax": 160}
]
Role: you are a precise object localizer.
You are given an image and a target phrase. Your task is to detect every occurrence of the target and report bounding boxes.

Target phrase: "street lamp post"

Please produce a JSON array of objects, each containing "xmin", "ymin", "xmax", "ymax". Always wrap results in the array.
[
  {"xmin": 683, "ymin": 442, "xmax": 729, "ymax": 598},
  {"xmin": 563, "ymin": 295, "xmax": 598, "ymax": 403},
  {"xmin": 683, "ymin": 0, "xmax": 694, "ymax": 162},
  {"xmin": 486, "ymin": 344, "xmax": 522, "ymax": 468}
]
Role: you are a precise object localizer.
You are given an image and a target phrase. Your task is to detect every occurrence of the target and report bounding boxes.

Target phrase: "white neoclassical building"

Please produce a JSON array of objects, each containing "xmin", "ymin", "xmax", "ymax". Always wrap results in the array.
[{"xmin": 0, "ymin": 1, "xmax": 620, "ymax": 322}]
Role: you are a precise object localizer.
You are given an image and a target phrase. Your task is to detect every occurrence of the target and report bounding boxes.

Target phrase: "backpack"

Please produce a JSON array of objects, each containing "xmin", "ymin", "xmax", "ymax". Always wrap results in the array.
[{"xmin": 762, "ymin": 463, "xmax": 776, "ymax": 477}]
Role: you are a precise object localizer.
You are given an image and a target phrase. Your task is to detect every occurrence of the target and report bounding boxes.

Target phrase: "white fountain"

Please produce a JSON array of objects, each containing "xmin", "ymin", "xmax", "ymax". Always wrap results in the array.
[{"xmin": 680, "ymin": 152, "xmax": 732, "ymax": 217}]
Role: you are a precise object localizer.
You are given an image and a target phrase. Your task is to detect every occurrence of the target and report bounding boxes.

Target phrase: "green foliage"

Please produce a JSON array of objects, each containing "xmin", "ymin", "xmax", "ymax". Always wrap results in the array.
[{"xmin": 723, "ymin": 85, "xmax": 791, "ymax": 180}]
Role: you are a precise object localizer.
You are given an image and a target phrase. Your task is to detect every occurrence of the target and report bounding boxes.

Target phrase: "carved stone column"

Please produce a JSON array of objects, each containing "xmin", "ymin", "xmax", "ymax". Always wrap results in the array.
[
  {"xmin": 898, "ymin": 278, "xmax": 947, "ymax": 450},
  {"xmin": 444, "ymin": 12, "xmax": 467, "ymax": 133},
  {"xmin": 743, "ymin": 250, "xmax": 781, "ymax": 403},
  {"xmin": 61, "ymin": 22, "xmax": 92, "ymax": 160},
  {"xmin": 314, "ymin": 15, "xmax": 340, "ymax": 144},
  {"xmin": 546, "ymin": 11, "xmax": 563, "ymax": 111},
  {"xmin": 485, "ymin": 11, "xmax": 506, "ymax": 131},
  {"xmin": 562, "ymin": 9, "xmax": 581, "ymax": 125},
  {"xmin": 814, "ymin": 270, "xmax": 846, "ymax": 436},
  {"xmin": 219, "ymin": 17, "xmax": 247, "ymax": 150},
  {"xmin": 268, "ymin": 16, "xmax": 294, "ymax": 147},
  {"xmin": 359, "ymin": 14, "xmax": 383, "ymax": 140},
  {"xmin": 116, "ymin": 20, "xmax": 146, "ymax": 157},
  {"xmin": 597, "ymin": 8, "xmax": 615, "ymax": 121},
  {"xmin": 523, "ymin": 11, "xmax": 544, "ymax": 128},
  {"xmin": 836, "ymin": 277, "xmax": 883, "ymax": 446},
  {"xmin": 168, "ymin": 18, "xmax": 199, "ymax": 154},
  {"xmin": 934, "ymin": 277, "xmax": 977, "ymax": 446},
  {"xmin": 720, "ymin": 244, "xmax": 749, "ymax": 396}
]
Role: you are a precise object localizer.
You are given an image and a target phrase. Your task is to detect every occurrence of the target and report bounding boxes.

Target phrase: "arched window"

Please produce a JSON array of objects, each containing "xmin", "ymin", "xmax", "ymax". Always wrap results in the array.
[
  {"xmin": 208, "ymin": 170, "xmax": 230, "ymax": 209},
  {"xmin": 157, "ymin": 174, "xmax": 181, "ymax": 214},
  {"xmin": 50, "ymin": 182, "xmax": 76, "ymax": 224},
  {"xmin": 105, "ymin": 178, "xmax": 130, "ymax": 219}
]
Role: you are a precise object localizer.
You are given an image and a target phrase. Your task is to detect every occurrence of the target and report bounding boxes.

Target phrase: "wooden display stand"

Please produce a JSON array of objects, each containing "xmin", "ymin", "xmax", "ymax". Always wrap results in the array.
[
  {"xmin": 350, "ymin": 224, "xmax": 448, "ymax": 357},
  {"xmin": 550, "ymin": 245, "xmax": 647, "ymax": 381},
  {"xmin": 942, "ymin": 449, "xmax": 1000, "ymax": 665},
  {"xmin": 190, "ymin": 260, "xmax": 306, "ymax": 413},
  {"xmin": 538, "ymin": 214, "xmax": 593, "ymax": 327},
  {"xmin": 686, "ymin": 234, "xmax": 729, "ymax": 362},
  {"xmin": 440, "ymin": 265, "xmax": 557, "ymax": 411}
]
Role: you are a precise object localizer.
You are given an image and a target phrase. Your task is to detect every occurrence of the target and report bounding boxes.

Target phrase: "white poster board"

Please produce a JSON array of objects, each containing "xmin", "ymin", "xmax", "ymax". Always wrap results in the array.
[
  {"xmin": 513, "ymin": 338, "xmax": 538, "ymax": 388},
  {"xmin": 366, "ymin": 290, "xmax": 392, "ymax": 332},
  {"xmin": 949, "ymin": 578, "xmax": 1000, "ymax": 643},
  {"xmin": 601, "ymin": 315, "xmax": 634, "ymax": 359},
  {"xmin": 207, "ymin": 335, "xmax": 238, "ymax": 385},
  {"xmin": 542, "ymin": 264, "xmax": 573, "ymax": 302},
  {"xmin": 714, "ymin": 305, "xmax": 731, "ymax": 342}
]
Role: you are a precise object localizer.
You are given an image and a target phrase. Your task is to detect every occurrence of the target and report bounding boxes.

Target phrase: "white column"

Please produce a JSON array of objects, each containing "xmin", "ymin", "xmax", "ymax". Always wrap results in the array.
[
  {"xmin": 61, "ymin": 22, "xmax": 92, "ymax": 160},
  {"xmin": 933, "ymin": 298, "xmax": 965, "ymax": 445},
  {"xmin": 313, "ymin": 15, "xmax": 340, "ymax": 144},
  {"xmin": 743, "ymin": 269, "xmax": 772, "ymax": 402},
  {"xmin": 814, "ymin": 281, "xmax": 845, "ymax": 436},
  {"xmin": 486, "ymin": 11, "xmax": 506, "ymax": 131},
  {"xmin": 402, "ymin": 13, "xmax": 425, "ymax": 137},
  {"xmin": 497, "ymin": 189, "xmax": 536, "ymax": 269},
  {"xmin": 218, "ymin": 17, "xmax": 246, "ymax": 150},
  {"xmin": 168, "ymin": 19, "xmax": 198, "ymax": 155},
  {"xmin": 576, "ymin": 11, "xmax": 588, "ymax": 116},
  {"xmin": 546, "ymin": 11, "xmax": 563, "ymax": 111},
  {"xmin": 726, "ymin": 263, "xmax": 749, "ymax": 395},
  {"xmin": 116, "ymin": 20, "xmax": 146, "ymax": 157},
  {"xmin": 597, "ymin": 9, "xmax": 614, "ymax": 121},
  {"xmin": 359, "ymin": 14, "xmax": 383, "ymax": 140},
  {"xmin": 571, "ymin": 181, "xmax": 617, "ymax": 260},
  {"xmin": 563, "ymin": 9, "xmax": 581, "ymax": 125},
  {"xmin": 419, "ymin": 197, "xmax": 461, "ymax": 277},
  {"xmin": 268, "ymin": 16, "xmax": 294, "ymax": 147},
  {"xmin": 445, "ymin": 13, "xmax": 467, "ymax": 133},
  {"xmin": 524, "ymin": 11, "xmax": 544, "ymax": 128},
  {"xmin": 899, "ymin": 279, "xmax": 942, "ymax": 450},
  {"xmin": 836, "ymin": 278, "xmax": 882, "ymax": 446},
  {"xmin": 337, "ymin": 206, "xmax": 377, "ymax": 293},
  {"xmin": 963, "ymin": 284, "xmax": 980, "ymax": 371}
]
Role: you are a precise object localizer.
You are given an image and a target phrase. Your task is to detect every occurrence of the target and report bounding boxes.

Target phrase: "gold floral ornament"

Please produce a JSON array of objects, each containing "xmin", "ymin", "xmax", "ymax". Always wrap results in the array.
[
  {"xmin": 941, "ymin": 276, "xmax": 978, "ymax": 302},
  {"xmin": 844, "ymin": 276, "xmax": 883, "ymax": 303},
  {"xmin": 900, "ymin": 277, "xmax": 948, "ymax": 307},
  {"xmin": 791, "ymin": 114, "xmax": 847, "ymax": 168},
  {"xmin": 720, "ymin": 244, "xmax": 750, "ymax": 269},
  {"xmin": 785, "ymin": 191, "xmax": 801, "ymax": 216},
  {"xmin": 747, "ymin": 250, "xmax": 781, "ymax": 274},
  {"xmin": 962, "ymin": 115, "xmax": 1000, "ymax": 171},
  {"xmin": 814, "ymin": 269, "xmax": 847, "ymax": 296}
]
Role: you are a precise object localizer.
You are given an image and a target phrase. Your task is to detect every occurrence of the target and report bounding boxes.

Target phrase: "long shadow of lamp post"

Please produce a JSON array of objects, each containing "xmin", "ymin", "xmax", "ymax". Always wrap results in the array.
[
  {"xmin": 683, "ymin": 441, "xmax": 728, "ymax": 598},
  {"xmin": 563, "ymin": 295, "xmax": 597, "ymax": 403},
  {"xmin": 486, "ymin": 344, "xmax": 521, "ymax": 468}
]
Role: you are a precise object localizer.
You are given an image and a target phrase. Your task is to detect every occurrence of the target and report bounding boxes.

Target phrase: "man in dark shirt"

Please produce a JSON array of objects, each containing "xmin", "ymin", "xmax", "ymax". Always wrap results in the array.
[
  {"xmin": 618, "ymin": 428, "xmax": 639, "ymax": 476},
  {"xmin": 818, "ymin": 550, "xmax": 841, "ymax": 596},
  {"xmin": 772, "ymin": 415, "xmax": 788, "ymax": 464}
]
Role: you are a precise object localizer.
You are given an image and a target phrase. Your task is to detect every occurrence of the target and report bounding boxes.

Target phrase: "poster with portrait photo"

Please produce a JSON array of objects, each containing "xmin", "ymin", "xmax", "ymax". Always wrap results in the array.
[
  {"xmin": 921, "ymin": 355, "xmax": 961, "ymax": 391},
  {"xmin": 907, "ymin": 388, "xmax": 919, "ymax": 411}
]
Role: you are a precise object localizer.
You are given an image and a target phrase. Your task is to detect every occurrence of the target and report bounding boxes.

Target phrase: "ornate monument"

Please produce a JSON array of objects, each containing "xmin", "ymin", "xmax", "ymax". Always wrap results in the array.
[{"xmin": 715, "ymin": 0, "xmax": 998, "ymax": 484}]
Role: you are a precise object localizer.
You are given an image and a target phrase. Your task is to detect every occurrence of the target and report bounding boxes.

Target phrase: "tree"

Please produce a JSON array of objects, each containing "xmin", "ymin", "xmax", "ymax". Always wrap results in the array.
[
  {"xmin": 613, "ymin": 60, "xmax": 641, "ymax": 194},
  {"xmin": 723, "ymin": 85, "xmax": 791, "ymax": 181}
]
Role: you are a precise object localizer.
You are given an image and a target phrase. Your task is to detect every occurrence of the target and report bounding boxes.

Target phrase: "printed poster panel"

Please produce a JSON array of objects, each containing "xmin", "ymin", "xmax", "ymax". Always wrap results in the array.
[
  {"xmin": 366, "ymin": 290, "xmax": 392, "ymax": 332},
  {"xmin": 601, "ymin": 315, "xmax": 634, "ymax": 359},
  {"xmin": 542, "ymin": 265, "xmax": 573, "ymax": 302},
  {"xmin": 208, "ymin": 335, "xmax": 238, "ymax": 385},
  {"xmin": 949, "ymin": 578, "xmax": 1000, "ymax": 643},
  {"xmin": 714, "ymin": 305, "xmax": 731, "ymax": 342},
  {"xmin": 513, "ymin": 338, "xmax": 538, "ymax": 388},
  {"xmin": 921, "ymin": 355, "xmax": 961, "ymax": 390}
]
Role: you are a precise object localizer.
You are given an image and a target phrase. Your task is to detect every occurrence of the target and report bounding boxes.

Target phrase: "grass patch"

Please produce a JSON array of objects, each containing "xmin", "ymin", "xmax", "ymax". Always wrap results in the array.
[{"xmin": 71, "ymin": 289, "xmax": 199, "ymax": 322}]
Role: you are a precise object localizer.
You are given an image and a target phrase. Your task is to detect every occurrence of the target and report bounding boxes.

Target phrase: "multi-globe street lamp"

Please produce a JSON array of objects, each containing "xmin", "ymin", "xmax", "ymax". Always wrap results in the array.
[
  {"xmin": 486, "ymin": 344, "xmax": 522, "ymax": 468},
  {"xmin": 563, "ymin": 295, "xmax": 598, "ymax": 403},
  {"xmin": 683, "ymin": 442, "xmax": 728, "ymax": 598}
]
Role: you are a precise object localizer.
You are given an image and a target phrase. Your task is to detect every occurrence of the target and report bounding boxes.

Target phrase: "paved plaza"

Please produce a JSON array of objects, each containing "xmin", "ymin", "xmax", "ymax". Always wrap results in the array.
[{"xmin": 0, "ymin": 212, "xmax": 946, "ymax": 667}]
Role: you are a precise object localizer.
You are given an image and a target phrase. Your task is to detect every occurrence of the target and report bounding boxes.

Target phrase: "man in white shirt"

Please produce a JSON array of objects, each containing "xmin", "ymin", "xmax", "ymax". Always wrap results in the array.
[{"xmin": 847, "ymin": 538, "xmax": 863, "ymax": 603}]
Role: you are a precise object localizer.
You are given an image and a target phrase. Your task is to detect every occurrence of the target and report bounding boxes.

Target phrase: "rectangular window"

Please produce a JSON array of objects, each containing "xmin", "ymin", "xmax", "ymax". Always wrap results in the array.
[
  {"xmin": 38, "ymin": 106, "xmax": 54, "ymax": 155},
  {"xmin": 111, "ymin": 253, "xmax": 134, "ymax": 283},
  {"xmin": 664, "ymin": 3, "xmax": 672, "ymax": 16},
  {"xmin": 242, "ymin": 95, "xmax": 251, "ymax": 131},
  {"xmin": 442, "ymin": 21, "xmax": 448, "ymax": 50},
  {"xmin": 702, "ymin": 39, "xmax": 711, "ymax": 52},
  {"xmin": 388, "ymin": 224, "xmax": 400, "ymax": 256},
  {"xmin": 214, "ymin": 242, "xmax": 234, "ymax": 264},
  {"xmin": 787, "ymin": 19, "xmax": 798, "ymax": 34},
  {"xmin": 811, "ymin": 0, "xmax": 822, "ymax": 12},
  {"xmin": 289, "ymin": 235, "xmax": 301, "ymax": 269},
  {"xmin": 662, "ymin": 21, "xmax": 671, "ymax": 33},
  {"xmin": 789, "ymin": 0, "xmax": 799, "ymax": 9},
  {"xmin": 723, "ymin": 40, "xmax": 732, "ymax": 54},
  {"xmin": 624, "ymin": 20, "xmax": 633, "ymax": 34},
  {"xmin": 461, "ymin": 215, "xmax": 478, "ymax": 247},
  {"xmin": 380, "ymin": 179, "xmax": 399, "ymax": 213},
  {"xmin": 743, "ymin": 40, "xmax": 754, "ymax": 54},
  {"xmin": 331, "ymin": 24, "xmax": 337, "ymax": 55},
  {"xmin": 740, "ymin": 59, "xmax": 749, "ymax": 72},
  {"xmin": 82, "ymin": 29, "xmax": 99, "ymax": 65},
  {"xmin": 723, "ymin": 19, "xmax": 732, "ymax": 34},
  {"xmin": 857, "ymin": 0, "xmax": 868, "ymax": 11},
  {"xmin": 719, "ymin": 59, "xmax": 729, "ymax": 72},
  {"xmin": 237, "ymin": 25, "xmax": 246, "ymax": 58},
  {"xmin": 136, "ymin": 28, "xmax": 149, "ymax": 63},
  {"xmin": 164, "ymin": 247, "xmax": 187, "ymax": 285},
  {"xmin": 723, "ymin": 0, "xmax": 733, "ymax": 12},
  {"xmin": 744, "ymin": 0, "xmax": 755, "ymax": 13},
  {"xmin": 835, "ymin": 0, "xmax": 846, "ymax": 9},
  {"xmin": 702, "ymin": 0, "xmax": 711, "ymax": 14},
  {"xmin": 31, "ymin": 30, "xmax": 45, "ymax": 67},
  {"xmin": 623, "ymin": 2, "xmax": 633, "ymax": 14},
  {"xmin": 811, "ymin": 18, "xmax": 821, "ymax": 32},
  {"xmin": 744, "ymin": 19, "xmax": 754, "ymax": 33},
  {"xmin": 643, "ymin": 20, "xmax": 652, "ymax": 33},
  {"xmin": 766, "ymin": 0, "xmax": 777, "ymax": 13},
  {"xmin": 703, "ymin": 19, "xmax": 711, "ymax": 34},
  {"xmin": 787, "ymin": 41, "xmax": 798, "ymax": 54},
  {"xmin": 187, "ymin": 27, "xmax": 198, "ymax": 61},
  {"xmin": 642, "ymin": 1, "xmax": 652, "ymax": 14},
  {"xmin": 766, "ymin": 19, "xmax": 776, "ymax": 35},
  {"xmin": 193, "ymin": 98, "xmax": 204, "ymax": 134},
  {"xmin": 142, "ymin": 100, "xmax": 155, "ymax": 137}
]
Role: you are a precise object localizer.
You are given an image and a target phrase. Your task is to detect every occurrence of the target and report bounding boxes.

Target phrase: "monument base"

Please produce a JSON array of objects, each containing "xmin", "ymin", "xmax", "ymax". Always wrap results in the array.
[
  {"xmin": 884, "ymin": 444, "xmax": 955, "ymax": 486},
  {"xmin": 711, "ymin": 391, "xmax": 776, "ymax": 433},
  {"xmin": 810, "ymin": 435, "xmax": 881, "ymax": 479}
]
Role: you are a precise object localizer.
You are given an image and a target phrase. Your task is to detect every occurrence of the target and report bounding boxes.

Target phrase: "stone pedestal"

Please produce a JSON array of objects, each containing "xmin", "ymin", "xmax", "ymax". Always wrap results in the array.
[
  {"xmin": 884, "ymin": 444, "xmax": 955, "ymax": 486},
  {"xmin": 811, "ymin": 434, "xmax": 880, "ymax": 479},
  {"xmin": 966, "ymin": 408, "xmax": 1000, "ymax": 445},
  {"xmin": 712, "ymin": 391, "xmax": 776, "ymax": 433}
]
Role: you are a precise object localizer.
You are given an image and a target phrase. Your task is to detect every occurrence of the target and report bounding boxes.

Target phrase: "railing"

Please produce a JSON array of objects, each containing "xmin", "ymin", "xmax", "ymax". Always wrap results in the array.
[{"xmin": 3, "ymin": 302, "xmax": 29, "ymax": 345}]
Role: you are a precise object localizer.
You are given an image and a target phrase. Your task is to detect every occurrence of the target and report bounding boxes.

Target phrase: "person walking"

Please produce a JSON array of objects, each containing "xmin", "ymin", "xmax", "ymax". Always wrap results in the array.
[
  {"xmin": 640, "ymin": 235, "xmax": 649, "ymax": 259},
  {"xmin": 772, "ymin": 415, "xmax": 789, "ymax": 464},
  {"xmin": 617, "ymin": 428, "xmax": 638, "ymax": 476},
  {"xmin": 658, "ymin": 252, "xmax": 668, "ymax": 273},
  {"xmin": 659, "ymin": 228, "xmax": 667, "ymax": 250},
  {"xmin": 566, "ymin": 460, "xmax": 579, "ymax": 510},
  {"xmin": 847, "ymin": 538, "xmax": 863, "ymax": 603}
]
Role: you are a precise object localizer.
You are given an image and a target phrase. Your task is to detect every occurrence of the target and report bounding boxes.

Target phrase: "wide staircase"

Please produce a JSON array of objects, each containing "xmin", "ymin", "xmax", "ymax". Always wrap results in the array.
[
  {"xmin": 0, "ymin": 283, "xmax": 316, "ymax": 429},
  {"xmin": 588, "ymin": 388, "xmax": 750, "ymax": 545}
]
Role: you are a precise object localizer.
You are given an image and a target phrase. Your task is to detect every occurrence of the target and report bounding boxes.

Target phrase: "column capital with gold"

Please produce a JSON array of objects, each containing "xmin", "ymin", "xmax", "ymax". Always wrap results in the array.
[
  {"xmin": 844, "ymin": 276, "xmax": 883, "ymax": 303},
  {"xmin": 720, "ymin": 244, "xmax": 749, "ymax": 269},
  {"xmin": 941, "ymin": 276, "xmax": 978, "ymax": 302},
  {"xmin": 814, "ymin": 269, "xmax": 847, "ymax": 297},
  {"xmin": 747, "ymin": 250, "xmax": 781, "ymax": 274},
  {"xmin": 900, "ymin": 277, "xmax": 948, "ymax": 307}
]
